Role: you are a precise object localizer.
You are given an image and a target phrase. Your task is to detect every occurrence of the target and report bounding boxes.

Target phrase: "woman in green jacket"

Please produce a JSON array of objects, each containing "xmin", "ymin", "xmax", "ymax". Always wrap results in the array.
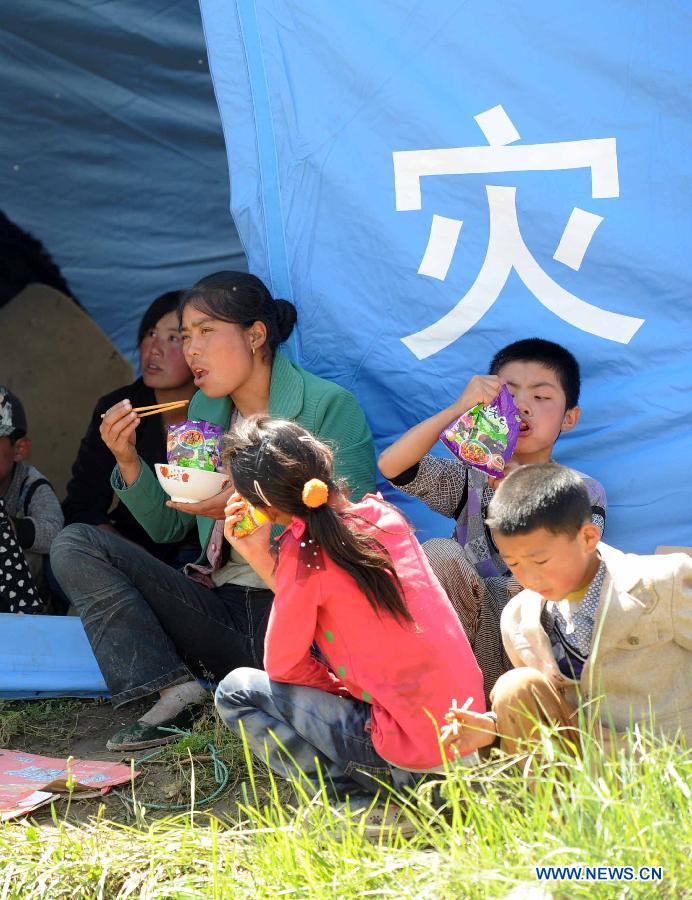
[{"xmin": 50, "ymin": 272, "xmax": 376, "ymax": 750}]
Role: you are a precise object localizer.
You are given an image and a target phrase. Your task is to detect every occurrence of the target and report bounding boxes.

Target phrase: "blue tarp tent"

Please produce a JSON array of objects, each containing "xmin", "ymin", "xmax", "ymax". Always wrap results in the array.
[
  {"xmin": 2, "ymin": 0, "xmax": 246, "ymax": 362},
  {"xmin": 200, "ymin": 0, "xmax": 691, "ymax": 552},
  {"xmin": 4, "ymin": 1, "xmax": 689, "ymax": 548}
]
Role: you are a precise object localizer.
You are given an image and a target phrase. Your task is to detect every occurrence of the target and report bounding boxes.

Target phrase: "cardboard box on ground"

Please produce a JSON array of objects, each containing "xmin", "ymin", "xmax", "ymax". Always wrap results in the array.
[{"xmin": 0, "ymin": 284, "xmax": 133, "ymax": 500}]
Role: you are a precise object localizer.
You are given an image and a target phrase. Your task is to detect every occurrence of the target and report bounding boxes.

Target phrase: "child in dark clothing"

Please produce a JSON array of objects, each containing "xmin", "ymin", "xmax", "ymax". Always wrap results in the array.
[
  {"xmin": 0, "ymin": 386, "xmax": 63, "ymax": 611},
  {"xmin": 62, "ymin": 290, "xmax": 197, "ymax": 563}
]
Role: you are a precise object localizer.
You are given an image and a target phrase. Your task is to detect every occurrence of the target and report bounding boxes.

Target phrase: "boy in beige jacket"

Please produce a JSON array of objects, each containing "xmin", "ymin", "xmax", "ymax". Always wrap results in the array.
[{"xmin": 442, "ymin": 464, "xmax": 691, "ymax": 758}]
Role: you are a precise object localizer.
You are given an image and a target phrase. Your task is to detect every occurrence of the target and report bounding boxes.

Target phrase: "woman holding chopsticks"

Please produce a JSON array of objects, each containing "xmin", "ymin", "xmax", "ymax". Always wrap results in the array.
[
  {"xmin": 51, "ymin": 271, "xmax": 377, "ymax": 752},
  {"xmin": 62, "ymin": 290, "xmax": 197, "ymax": 564}
]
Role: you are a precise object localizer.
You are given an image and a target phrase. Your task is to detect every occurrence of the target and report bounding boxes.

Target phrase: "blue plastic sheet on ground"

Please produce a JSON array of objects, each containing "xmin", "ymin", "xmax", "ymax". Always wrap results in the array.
[
  {"xmin": 200, "ymin": 0, "xmax": 691, "ymax": 551},
  {"xmin": 0, "ymin": 614, "xmax": 109, "ymax": 699}
]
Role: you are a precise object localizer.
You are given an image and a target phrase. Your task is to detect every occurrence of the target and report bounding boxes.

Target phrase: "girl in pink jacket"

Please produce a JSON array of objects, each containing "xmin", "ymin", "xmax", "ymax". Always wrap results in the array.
[{"xmin": 216, "ymin": 416, "xmax": 484, "ymax": 801}]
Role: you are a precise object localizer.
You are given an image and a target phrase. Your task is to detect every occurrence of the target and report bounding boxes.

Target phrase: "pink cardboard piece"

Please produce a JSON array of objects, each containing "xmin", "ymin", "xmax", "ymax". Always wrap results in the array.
[{"xmin": 0, "ymin": 749, "xmax": 139, "ymax": 821}]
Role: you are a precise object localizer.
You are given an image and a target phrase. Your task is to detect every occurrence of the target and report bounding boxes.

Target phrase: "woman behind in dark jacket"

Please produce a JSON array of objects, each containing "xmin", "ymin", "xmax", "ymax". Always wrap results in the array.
[{"xmin": 62, "ymin": 291, "xmax": 197, "ymax": 562}]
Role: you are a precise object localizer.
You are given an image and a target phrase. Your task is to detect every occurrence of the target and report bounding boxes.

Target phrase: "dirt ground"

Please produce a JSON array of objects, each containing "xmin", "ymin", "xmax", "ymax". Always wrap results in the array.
[{"xmin": 2, "ymin": 697, "xmax": 248, "ymax": 825}]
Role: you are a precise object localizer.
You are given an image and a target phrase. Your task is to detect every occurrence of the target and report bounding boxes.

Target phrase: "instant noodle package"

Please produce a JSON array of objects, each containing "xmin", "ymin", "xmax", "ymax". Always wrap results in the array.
[
  {"xmin": 166, "ymin": 420, "xmax": 222, "ymax": 471},
  {"xmin": 439, "ymin": 385, "xmax": 521, "ymax": 478}
]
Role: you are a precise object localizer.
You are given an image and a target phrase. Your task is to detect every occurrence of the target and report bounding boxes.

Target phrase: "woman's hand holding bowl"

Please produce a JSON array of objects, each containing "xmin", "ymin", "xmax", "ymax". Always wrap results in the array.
[{"xmin": 166, "ymin": 484, "xmax": 235, "ymax": 518}]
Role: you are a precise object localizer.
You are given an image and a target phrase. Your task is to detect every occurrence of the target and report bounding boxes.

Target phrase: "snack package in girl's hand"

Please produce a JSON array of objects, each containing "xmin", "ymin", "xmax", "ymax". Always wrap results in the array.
[
  {"xmin": 439, "ymin": 385, "xmax": 521, "ymax": 478},
  {"xmin": 166, "ymin": 420, "xmax": 222, "ymax": 471},
  {"xmin": 232, "ymin": 503, "xmax": 269, "ymax": 538}
]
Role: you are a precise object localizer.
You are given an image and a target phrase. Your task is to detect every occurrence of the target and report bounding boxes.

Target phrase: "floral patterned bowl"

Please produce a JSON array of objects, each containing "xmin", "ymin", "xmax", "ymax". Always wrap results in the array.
[{"xmin": 154, "ymin": 463, "xmax": 229, "ymax": 504}]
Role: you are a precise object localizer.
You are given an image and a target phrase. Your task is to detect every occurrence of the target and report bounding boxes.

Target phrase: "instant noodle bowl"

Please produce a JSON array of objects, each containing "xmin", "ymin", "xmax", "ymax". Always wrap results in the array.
[
  {"xmin": 179, "ymin": 428, "xmax": 204, "ymax": 449},
  {"xmin": 459, "ymin": 440, "xmax": 490, "ymax": 467},
  {"xmin": 440, "ymin": 385, "xmax": 521, "ymax": 478}
]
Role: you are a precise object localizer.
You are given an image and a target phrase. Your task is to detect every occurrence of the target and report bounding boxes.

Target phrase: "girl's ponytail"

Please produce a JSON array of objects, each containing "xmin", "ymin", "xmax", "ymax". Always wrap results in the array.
[{"xmin": 306, "ymin": 501, "xmax": 413, "ymax": 625}]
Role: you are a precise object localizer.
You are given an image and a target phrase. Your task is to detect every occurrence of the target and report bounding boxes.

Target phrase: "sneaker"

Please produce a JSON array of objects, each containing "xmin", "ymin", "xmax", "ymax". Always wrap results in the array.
[
  {"xmin": 106, "ymin": 704, "xmax": 203, "ymax": 752},
  {"xmin": 355, "ymin": 800, "xmax": 419, "ymax": 839},
  {"xmin": 293, "ymin": 796, "xmax": 419, "ymax": 840}
]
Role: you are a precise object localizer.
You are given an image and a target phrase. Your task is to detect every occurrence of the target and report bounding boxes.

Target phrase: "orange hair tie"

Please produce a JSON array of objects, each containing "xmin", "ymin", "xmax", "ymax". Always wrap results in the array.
[{"xmin": 302, "ymin": 478, "xmax": 329, "ymax": 508}]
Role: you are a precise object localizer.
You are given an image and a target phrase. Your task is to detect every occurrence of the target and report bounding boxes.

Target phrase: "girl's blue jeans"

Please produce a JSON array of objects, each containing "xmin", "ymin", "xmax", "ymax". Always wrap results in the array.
[{"xmin": 215, "ymin": 667, "xmax": 419, "ymax": 799}]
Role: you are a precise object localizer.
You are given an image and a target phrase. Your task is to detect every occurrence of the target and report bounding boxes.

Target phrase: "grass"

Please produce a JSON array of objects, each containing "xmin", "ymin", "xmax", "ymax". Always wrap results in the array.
[
  {"xmin": 0, "ymin": 706, "xmax": 689, "ymax": 898},
  {"xmin": 0, "ymin": 698, "xmax": 87, "ymax": 746}
]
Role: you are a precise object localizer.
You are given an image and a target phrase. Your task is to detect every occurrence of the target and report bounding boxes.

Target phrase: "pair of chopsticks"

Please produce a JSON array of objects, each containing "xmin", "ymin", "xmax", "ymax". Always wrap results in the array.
[
  {"xmin": 440, "ymin": 696, "xmax": 474, "ymax": 745},
  {"xmin": 135, "ymin": 399, "xmax": 189, "ymax": 418},
  {"xmin": 101, "ymin": 399, "xmax": 189, "ymax": 420}
]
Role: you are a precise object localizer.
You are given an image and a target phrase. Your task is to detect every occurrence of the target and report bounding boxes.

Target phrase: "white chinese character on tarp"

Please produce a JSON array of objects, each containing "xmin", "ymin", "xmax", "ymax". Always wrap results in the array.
[{"xmin": 393, "ymin": 105, "xmax": 645, "ymax": 360}]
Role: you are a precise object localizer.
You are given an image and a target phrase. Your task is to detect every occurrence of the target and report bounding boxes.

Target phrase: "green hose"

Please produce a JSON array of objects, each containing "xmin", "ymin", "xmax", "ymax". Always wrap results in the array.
[{"xmin": 113, "ymin": 726, "xmax": 231, "ymax": 811}]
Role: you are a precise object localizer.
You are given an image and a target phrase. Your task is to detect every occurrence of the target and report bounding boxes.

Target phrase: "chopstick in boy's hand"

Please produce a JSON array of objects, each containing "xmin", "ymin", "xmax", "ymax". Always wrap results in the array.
[
  {"xmin": 441, "ymin": 696, "xmax": 498, "ymax": 753},
  {"xmin": 440, "ymin": 697, "xmax": 474, "ymax": 745},
  {"xmin": 450, "ymin": 697, "xmax": 474, "ymax": 714}
]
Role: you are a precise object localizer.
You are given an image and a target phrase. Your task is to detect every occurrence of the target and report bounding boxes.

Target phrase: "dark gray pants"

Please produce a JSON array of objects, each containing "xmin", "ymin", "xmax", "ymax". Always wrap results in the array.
[{"xmin": 50, "ymin": 523, "xmax": 273, "ymax": 707}]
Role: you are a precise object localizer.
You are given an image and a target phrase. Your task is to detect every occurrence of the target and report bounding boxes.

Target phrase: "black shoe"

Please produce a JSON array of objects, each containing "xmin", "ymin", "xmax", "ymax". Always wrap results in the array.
[{"xmin": 106, "ymin": 704, "xmax": 203, "ymax": 751}]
